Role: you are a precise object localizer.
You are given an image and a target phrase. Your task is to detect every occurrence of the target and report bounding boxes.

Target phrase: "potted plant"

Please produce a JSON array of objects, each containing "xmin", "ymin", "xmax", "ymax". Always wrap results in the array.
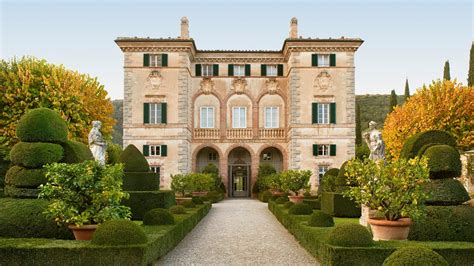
[
  {"xmin": 171, "ymin": 173, "xmax": 193, "ymax": 204},
  {"xmin": 190, "ymin": 173, "xmax": 214, "ymax": 196},
  {"xmin": 279, "ymin": 170, "xmax": 312, "ymax": 203},
  {"xmin": 39, "ymin": 160, "xmax": 131, "ymax": 240},
  {"xmin": 343, "ymin": 157, "xmax": 430, "ymax": 240}
]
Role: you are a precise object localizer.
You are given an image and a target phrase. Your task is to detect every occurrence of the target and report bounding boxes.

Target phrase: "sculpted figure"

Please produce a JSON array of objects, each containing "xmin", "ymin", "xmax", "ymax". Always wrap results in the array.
[
  {"xmin": 88, "ymin": 121, "xmax": 107, "ymax": 165},
  {"xmin": 363, "ymin": 121, "xmax": 385, "ymax": 161}
]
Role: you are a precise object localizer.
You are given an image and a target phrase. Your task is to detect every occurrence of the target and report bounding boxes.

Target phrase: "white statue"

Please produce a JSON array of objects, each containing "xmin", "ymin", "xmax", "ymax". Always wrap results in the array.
[
  {"xmin": 88, "ymin": 121, "xmax": 107, "ymax": 165},
  {"xmin": 363, "ymin": 121, "xmax": 385, "ymax": 161}
]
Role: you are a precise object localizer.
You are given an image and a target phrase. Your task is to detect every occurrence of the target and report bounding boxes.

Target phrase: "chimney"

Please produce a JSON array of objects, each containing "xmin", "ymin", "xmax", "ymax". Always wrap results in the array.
[
  {"xmin": 180, "ymin": 17, "xmax": 189, "ymax": 39},
  {"xmin": 289, "ymin": 17, "xmax": 298, "ymax": 39}
]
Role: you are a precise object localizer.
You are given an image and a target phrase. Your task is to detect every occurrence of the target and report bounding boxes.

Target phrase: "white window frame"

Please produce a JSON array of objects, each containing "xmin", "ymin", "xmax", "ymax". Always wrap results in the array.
[
  {"xmin": 264, "ymin": 106, "xmax": 279, "ymax": 128},
  {"xmin": 150, "ymin": 166, "xmax": 160, "ymax": 174},
  {"xmin": 234, "ymin": 65, "xmax": 245, "ymax": 77},
  {"xmin": 318, "ymin": 103, "xmax": 330, "ymax": 124},
  {"xmin": 318, "ymin": 165, "xmax": 329, "ymax": 180},
  {"xmin": 150, "ymin": 54, "xmax": 162, "ymax": 67},
  {"xmin": 317, "ymin": 54, "xmax": 330, "ymax": 67},
  {"xmin": 208, "ymin": 152, "xmax": 217, "ymax": 161},
  {"xmin": 232, "ymin": 107, "xmax": 247, "ymax": 128},
  {"xmin": 149, "ymin": 103, "xmax": 163, "ymax": 124},
  {"xmin": 202, "ymin": 64, "xmax": 213, "ymax": 77},
  {"xmin": 318, "ymin": 144, "xmax": 330, "ymax": 156},
  {"xmin": 267, "ymin": 65, "xmax": 278, "ymax": 77},
  {"xmin": 200, "ymin": 106, "xmax": 215, "ymax": 128},
  {"xmin": 149, "ymin": 145, "xmax": 161, "ymax": 156}
]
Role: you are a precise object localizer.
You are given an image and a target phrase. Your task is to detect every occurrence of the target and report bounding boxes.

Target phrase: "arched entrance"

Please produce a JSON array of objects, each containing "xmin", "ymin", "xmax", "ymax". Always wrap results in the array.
[
  {"xmin": 227, "ymin": 147, "xmax": 251, "ymax": 197},
  {"xmin": 259, "ymin": 147, "xmax": 284, "ymax": 172},
  {"xmin": 195, "ymin": 147, "xmax": 220, "ymax": 173}
]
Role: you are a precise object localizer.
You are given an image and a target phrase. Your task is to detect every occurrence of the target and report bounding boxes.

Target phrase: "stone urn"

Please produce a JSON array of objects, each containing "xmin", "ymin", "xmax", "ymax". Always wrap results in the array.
[
  {"xmin": 68, "ymin": 224, "xmax": 98, "ymax": 241},
  {"xmin": 368, "ymin": 218, "xmax": 412, "ymax": 241},
  {"xmin": 288, "ymin": 195, "xmax": 305, "ymax": 204}
]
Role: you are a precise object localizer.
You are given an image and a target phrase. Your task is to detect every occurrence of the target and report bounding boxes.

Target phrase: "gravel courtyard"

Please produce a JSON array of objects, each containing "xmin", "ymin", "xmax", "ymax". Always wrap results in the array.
[{"xmin": 157, "ymin": 199, "xmax": 318, "ymax": 265}]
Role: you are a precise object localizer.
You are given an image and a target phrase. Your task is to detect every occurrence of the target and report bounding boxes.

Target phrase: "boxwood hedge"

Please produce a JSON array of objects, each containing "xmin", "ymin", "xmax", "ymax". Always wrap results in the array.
[
  {"xmin": 4, "ymin": 185, "xmax": 40, "ymax": 198},
  {"xmin": 60, "ymin": 140, "xmax": 93, "ymax": 163},
  {"xmin": 122, "ymin": 172, "xmax": 160, "ymax": 191},
  {"xmin": 92, "ymin": 220, "xmax": 147, "ymax": 245},
  {"xmin": 15, "ymin": 108, "xmax": 68, "ymax": 143},
  {"xmin": 320, "ymin": 192, "xmax": 361, "ymax": 218},
  {"xmin": 400, "ymin": 130, "xmax": 456, "ymax": 159},
  {"xmin": 383, "ymin": 246, "xmax": 448, "ymax": 266},
  {"xmin": 422, "ymin": 145, "xmax": 462, "ymax": 179},
  {"xmin": 119, "ymin": 144, "xmax": 150, "ymax": 173},
  {"xmin": 10, "ymin": 142, "xmax": 63, "ymax": 168},
  {"xmin": 5, "ymin": 166, "xmax": 46, "ymax": 188},
  {"xmin": 423, "ymin": 178, "xmax": 470, "ymax": 206},
  {"xmin": 122, "ymin": 190, "xmax": 176, "ymax": 220}
]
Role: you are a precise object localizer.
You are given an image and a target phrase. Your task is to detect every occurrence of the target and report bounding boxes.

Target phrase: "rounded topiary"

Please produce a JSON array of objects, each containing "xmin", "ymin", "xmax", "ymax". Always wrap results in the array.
[
  {"xmin": 169, "ymin": 205, "xmax": 187, "ymax": 214},
  {"xmin": 308, "ymin": 210, "xmax": 334, "ymax": 227},
  {"xmin": 118, "ymin": 144, "xmax": 150, "ymax": 172},
  {"xmin": 16, "ymin": 108, "xmax": 68, "ymax": 143},
  {"xmin": 423, "ymin": 178, "xmax": 470, "ymax": 206},
  {"xmin": 284, "ymin": 201, "xmax": 294, "ymax": 209},
  {"xmin": 10, "ymin": 142, "xmax": 63, "ymax": 168},
  {"xmin": 382, "ymin": 246, "xmax": 448, "ymax": 266},
  {"xmin": 400, "ymin": 130, "xmax": 457, "ymax": 159},
  {"xmin": 335, "ymin": 161, "xmax": 349, "ymax": 186},
  {"xmin": 288, "ymin": 203, "xmax": 313, "ymax": 215},
  {"xmin": 61, "ymin": 140, "xmax": 93, "ymax": 163},
  {"xmin": 192, "ymin": 197, "xmax": 204, "ymax": 205},
  {"xmin": 422, "ymin": 145, "xmax": 461, "ymax": 179},
  {"xmin": 181, "ymin": 200, "xmax": 196, "ymax": 208},
  {"xmin": 324, "ymin": 168, "xmax": 340, "ymax": 178},
  {"xmin": 143, "ymin": 208, "xmax": 175, "ymax": 225},
  {"xmin": 207, "ymin": 191, "xmax": 223, "ymax": 203},
  {"xmin": 275, "ymin": 196, "xmax": 289, "ymax": 204},
  {"xmin": 92, "ymin": 219, "xmax": 147, "ymax": 245},
  {"xmin": 326, "ymin": 224, "xmax": 373, "ymax": 247},
  {"xmin": 260, "ymin": 190, "xmax": 273, "ymax": 203},
  {"xmin": 5, "ymin": 166, "xmax": 46, "ymax": 188}
]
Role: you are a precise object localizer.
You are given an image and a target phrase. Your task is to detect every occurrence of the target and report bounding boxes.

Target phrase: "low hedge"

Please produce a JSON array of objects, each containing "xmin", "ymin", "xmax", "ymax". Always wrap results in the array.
[
  {"xmin": 320, "ymin": 192, "xmax": 361, "ymax": 218},
  {"xmin": 206, "ymin": 191, "xmax": 224, "ymax": 203},
  {"xmin": 10, "ymin": 142, "xmax": 64, "ymax": 168},
  {"xmin": 400, "ymin": 130, "xmax": 457, "ymax": 159},
  {"xmin": 258, "ymin": 190, "xmax": 272, "ymax": 202},
  {"xmin": 4, "ymin": 185, "xmax": 40, "ymax": 198},
  {"xmin": 191, "ymin": 197, "xmax": 204, "ymax": 205},
  {"xmin": 60, "ymin": 140, "xmax": 93, "ymax": 163},
  {"xmin": 5, "ymin": 166, "xmax": 46, "ymax": 188},
  {"xmin": 326, "ymin": 223, "xmax": 373, "ymax": 247},
  {"xmin": 143, "ymin": 208, "xmax": 175, "ymax": 225},
  {"xmin": 169, "ymin": 205, "xmax": 186, "ymax": 214},
  {"xmin": 180, "ymin": 200, "xmax": 196, "ymax": 209},
  {"xmin": 303, "ymin": 199, "xmax": 321, "ymax": 210},
  {"xmin": 122, "ymin": 172, "xmax": 160, "ymax": 191},
  {"xmin": 92, "ymin": 220, "xmax": 147, "ymax": 245},
  {"xmin": 15, "ymin": 108, "xmax": 68, "ymax": 143},
  {"xmin": 289, "ymin": 203, "xmax": 313, "ymax": 215},
  {"xmin": 308, "ymin": 211, "xmax": 334, "ymax": 227},
  {"xmin": 122, "ymin": 190, "xmax": 176, "ymax": 220},
  {"xmin": 423, "ymin": 178, "xmax": 470, "ymax": 206},
  {"xmin": 383, "ymin": 246, "xmax": 448, "ymax": 266}
]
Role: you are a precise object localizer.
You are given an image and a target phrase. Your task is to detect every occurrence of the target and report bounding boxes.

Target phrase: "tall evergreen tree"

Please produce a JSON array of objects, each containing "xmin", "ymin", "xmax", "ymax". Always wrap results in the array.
[
  {"xmin": 443, "ymin": 60, "xmax": 451, "ymax": 80},
  {"xmin": 389, "ymin": 90, "xmax": 397, "ymax": 112},
  {"xmin": 468, "ymin": 42, "xmax": 474, "ymax": 87},
  {"xmin": 404, "ymin": 78, "xmax": 410, "ymax": 101},
  {"xmin": 355, "ymin": 103, "xmax": 362, "ymax": 145}
]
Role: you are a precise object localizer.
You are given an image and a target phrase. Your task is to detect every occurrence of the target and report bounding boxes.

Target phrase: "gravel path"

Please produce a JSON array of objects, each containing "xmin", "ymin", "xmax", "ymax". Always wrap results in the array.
[{"xmin": 157, "ymin": 199, "xmax": 318, "ymax": 265}]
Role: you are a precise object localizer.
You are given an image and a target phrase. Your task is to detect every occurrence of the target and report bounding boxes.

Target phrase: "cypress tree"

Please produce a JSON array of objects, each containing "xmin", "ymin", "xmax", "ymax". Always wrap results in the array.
[
  {"xmin": 389, "ymin": 90, "xmax": 397, "ymax": 112},
  {"xmin": 355, "ymin": 103, "xmax": 362, "ymax": 145},
  {"xmin": 468, "ymin": 42, "xmax": 474, "ymax": 87},
  {"xmin": 404, "ymin": 78, "xmax": 410, "ymax": 101},
  {"xmin": 443, "ymin": 60, "xmax": 451, "ymax": 81}
]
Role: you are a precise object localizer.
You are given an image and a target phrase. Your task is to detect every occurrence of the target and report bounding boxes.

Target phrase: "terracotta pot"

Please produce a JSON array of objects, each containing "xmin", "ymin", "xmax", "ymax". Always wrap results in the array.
[
  {"xmin": 175, "ymin": 197, "xmax": 193, "ymax": 205},
  {"xmin": 288, "ymin": 195, "xmax": 305, "ymax": 204},
  {"xmin": 368, "ymin": 218, "xmax": 412, "ymax": 241},
  {"xmin": 271, "ymin": 191, "xmax": 285, "ymax": 197},
  {"xmin": 68, "ymin": 224, "xmax": 98, "ymax": 241},
  {"xmin": 192, "ymin": 191, "xmax": 208, "ymax": 197}
]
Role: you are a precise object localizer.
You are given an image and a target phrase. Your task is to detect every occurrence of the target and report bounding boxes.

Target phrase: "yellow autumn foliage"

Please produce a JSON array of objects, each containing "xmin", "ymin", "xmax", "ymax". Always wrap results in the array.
[
  {"xmin": 0, "ymin": 57, "xmax": 114, "ymax": 146},
  {"xmin": 383, "ymin": 80, "xmax": 474, "ymax": 159}
]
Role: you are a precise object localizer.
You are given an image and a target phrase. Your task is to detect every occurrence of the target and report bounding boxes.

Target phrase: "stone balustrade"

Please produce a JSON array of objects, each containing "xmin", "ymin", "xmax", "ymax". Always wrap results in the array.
[
  {"xmin": 193, "ymin": 128, "xmax": 220, "ymax": 139},
  {"xmin": 193, "ymin": 128, "xmax": 286, "ymax": 140},
  {"xmin": 259, "ymin": 128, "xmax": 285, "ymax": 139},
  {"xmin": 226, "ymin": 129, "xmax": 253, "ymax": 139}
]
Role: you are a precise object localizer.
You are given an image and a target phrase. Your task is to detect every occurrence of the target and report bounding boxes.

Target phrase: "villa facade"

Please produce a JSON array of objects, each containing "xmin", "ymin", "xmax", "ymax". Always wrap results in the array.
[{"xmin": 115, "ymin": 17, "xmax": 363, "ymax": 197}]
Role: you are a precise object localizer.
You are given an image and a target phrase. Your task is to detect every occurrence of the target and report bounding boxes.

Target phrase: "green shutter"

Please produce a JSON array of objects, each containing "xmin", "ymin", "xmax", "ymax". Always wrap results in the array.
[
  {"xmin": 228, "ymin": 64, "xmax": 234, "ymax": 76},
  {"xmin": 161, "ymin": 145, "xmax": 167, "ymax": 157},
  {"xmin": 330, "ymin": 144, "xmax": 336, "ymax": 156},
  {"xmin": 161, "ymin": 54, "xmax": 168, "ymax": 67},
  {"xmin": 161, "ymin": 102, "xmax": 167, "ymax": 124},
  {"xmin": 213, "ymin": 64, "xmax": 219, "ymax": 76},
  {"xmin": 312, "ymin": 102, "xmax": 318, "ymax": 124},
  {"xmin": 313, "ymin": 144, "xmax": 318, "ymax": 156},
  {"xmin": 330, "ymin": 54, "xmax": 336, "ymax": 67},
  {"xmin": 312, "ymin": 54, "xmax": 318, "ymax": 67},
  {"xmin": 245, "ymin": 64, "xmax": 251, "ymax": 76},
  {"xmin": 195, "ymin": 64, "xmax": 202, "ymax": 76},
  {"xmin": 277, "ymin": 64, "xmax": 284, "ymax": 76},
  {"xmin": 143, "ymin": 145, "xmax": 149, "ymax": 156},
  {"xmin": 330, "ymin": 102, "xmax": 336, "ymax": 124},
  {"xmin": 143, "ymin": 103, "xmax": 150, "ymax": 124},
  {"xmin": 143, "ymin": 54, "xmax": 150, "ymax": 67},
  {"xmin": 261, "ymin": 64, "xmax": 267, "ymax": 76}
]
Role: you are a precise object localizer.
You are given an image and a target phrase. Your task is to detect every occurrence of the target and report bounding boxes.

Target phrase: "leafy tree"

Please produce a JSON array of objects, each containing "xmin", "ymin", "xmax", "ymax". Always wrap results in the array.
[
  {"xmin": 355, "ymin": 103, "xmax": 362, "ymax": 145},
  {"xmin": 383, "ymin": 80, "xmax": 473, "ymax": 159},
  {"xmin": 389, "ymin": 90, "xmax": 398, "ymax": 112},
  {"xmin": 0, "ymin": 57, "xmax": 114, "ymax": 146},
  {"xmin": 469, "ymin": 42, "xmax": 474, "ymax": 87},
  {"xmin": 443, "ymin": 60, "xmax": 451, "ymax": 81},
  {"xmin": 404, "ymin": 78, "xmax": 410, "ymax": 100}
]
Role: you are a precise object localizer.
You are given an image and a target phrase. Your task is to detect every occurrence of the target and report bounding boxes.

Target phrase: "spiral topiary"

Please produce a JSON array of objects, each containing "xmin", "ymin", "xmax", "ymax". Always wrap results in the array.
[
  {"xmin": 169, "ymin": 205, "xmax": 186, "ymax": 215},
  {"xmin": 308, "ymin": 210, "xmax": 334, "ymax": 227},
  {"xmin": 92, "ymin": 219, "xmax": 147, "ymax": 245},
  {"xmin": 422, "ymin": 145, "xmax": 461, "ymax": 179},
  {"xmin": 15, "ymin": 108, "xmax": 68, "ymax": 143},
  {"xmin": 288, "ymin": 203, "xmax": 313, "ymax": 215},
  {"xmin": 382, "ymin": 246, "xmax": 448, "ymax": 266},
  {"xmin": 143, "ymin": 208, "xmax": 175, "ymax": 225},
  {"xmin": 326, "ymin": 224, "xmax": 373, "ymax": 247}
]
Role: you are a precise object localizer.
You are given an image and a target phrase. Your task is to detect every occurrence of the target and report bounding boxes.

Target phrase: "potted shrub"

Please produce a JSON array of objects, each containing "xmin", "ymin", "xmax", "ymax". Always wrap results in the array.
[
  {"xmin": 279, "ymin": 170, "xmax": 311, "ymax": 203},
  {"xmin": 343, "ymin": 157, "xmax": 430, "ymax": 240},
  {"xmin": 190, "ymin": 173, "xmax": 214, "ymax": 196},
  {"xmin": 39, "ymin": 160, "xmax": 131, "ymax": 240},
  {"xmin": 171, "ymin": 173, "xmax": 193, "ymax": 204}
]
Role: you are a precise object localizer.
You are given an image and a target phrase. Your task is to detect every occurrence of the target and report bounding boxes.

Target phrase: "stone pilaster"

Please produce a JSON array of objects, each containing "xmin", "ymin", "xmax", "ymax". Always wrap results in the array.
[
  {"xmin": 345, "ymin": 52, "xmax": 356, "ymax": 159},
  {"xmin": 177, "ymin": 52, "xmax": 192, "ymax": 173},
  {"xmin": 289, "ymin": 52, "xmax": 301, "ymax": 169},
  {"xmin": 123, "ymin": 53, "xmax": 133, "ymax": 147}
]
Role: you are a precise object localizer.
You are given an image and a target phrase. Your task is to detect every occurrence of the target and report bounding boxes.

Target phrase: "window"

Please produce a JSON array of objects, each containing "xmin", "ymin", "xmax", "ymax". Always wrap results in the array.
[
  {"xmin": 318, "ymin": 103, "xmax": 330, "ymax": 124},
  {"xmin": 202, "ymin": 64, "xmax": 213, "ymax": 77},
  {"xmin": 317, "ymin": 54, "xmax": 330, "ymax": 67},
  {"xmin": 266, "ymin": 65, "xmax": 278, "ymax": 76},
  {"xmin": 208, "ymin": 152, "xmax": 217, "ymax": 161},
  {"xmin": 150, "ymin": 145, "xmax": 161, "ymax": 156},
  {"xmin": 262, "ymin": 152, "xmax": 272, "ymax": 161},
  {"xmin": 143, "ymin": 144, "xmax": 167, "ymax": 157},
  {"xmin": 150, "ymin": 54, "xmax": 162, "ymax": 67},
  {"xmin": 234, "ymin": 65, "xmax": 245, "ymax": 77},
  {"xmin": 264, "ymin": 107, "xmax": 279, "ymax": 128},
  {"xmin": 318, "ymin": 144, "xmax": 330, "ymax": 156},
  {"xmin": 318, "ymin": 165, "xmax": 329, "ymax": 182},
  {"xmin": 149, "ymin": 103, "xmax": 163, "ymax": 124},
  {"xmin": 232, "ymin": 107, "xmax": 246, "ymax": 128},
  {"xmin": 150, "ymin": 166, "xmax": 161, "ymax": 174},
  {"xmin": 200, "ymin": 107, "xmax": 215, "ymax": 128}
]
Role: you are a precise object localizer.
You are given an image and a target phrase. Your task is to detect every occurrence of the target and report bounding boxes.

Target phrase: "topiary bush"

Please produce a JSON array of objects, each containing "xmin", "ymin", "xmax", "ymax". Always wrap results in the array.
[
  {"xmin": 10, "ymin": 142, "xmax": 63, "ymax": 168},
  {"xmin": 106, "ymin": 143, "xmax": 122, "ymax": 165},
  {"xmin": 283, "ymin": 201, "xmax": 294, "ymax": 209},
  {"xmin": 143, "ymin": 208, "xmax": 175, "ymax": 225},
  {"xmin": 320, "ymin": 192, "xmax": 361, "ymax": 218},
  {"xmin": 288, "ymin": 203, "xmax": 313, "ymax": 215},
  {"xmin": 382, "ymin": 246, "xmax": 448, "ymax": 266},
  {"xmin": 4, "ymin": 166, "xmax": 45, "ymax": 188},
  {"xmin": 122, "ymin": 172, "xmax": 160, "ymax": 191},
  {"xmin": 308, "ymin": 210, "xmax": 334, "ymax": 227},
  {"xmin": 15, "ymin": 108, "xmax": 68, "ymax": 143},
  {"xmin": 326, "ymin": 223, "xmax": 373, "ymax": 247},
  {"xmin": 169, "ymin": 205, "xmax": 186, "ymax": 214},
  {"xmin": 192, "ymin": 197, "xmax": 204, "ymax": 205},
  {"xmin": 400, "ymin": 130, "xmax": 457, "ymax": 159},
  {"xmin": 319, "ymin": 168, "xmax": 339, "ymax": 193},
  {"xmin": 422, "ymin": 145, "xmax": 462, "ymax": 179},
  {"xmin": 92, "ymin": 219, "xmax": 147, "ymax": 245},
  {"xmin": 423, "ymin": 178, "xmax": 470, "ymax": 206},
  {"xmin": 259, "ymin": 190, "xmax": 273, "ymax": 203},
  {"xmin": 180, "ymin": 200, "xmax": 196, "ymax": 209},
  {"xmin": 275, "ymin": 196, "xmax": 289, "ymax": 204},
  {"xmin": 60, "ymin": 140, "xmax": 93, "ymax": 163},
  {"xmin": 335, "ymin": 161, "xmax": 349, "ymax": 188},
  {"xmin": 206, "ymin": 190, "xmax": 224, "ymax": 203},
  {"xmin": 118, "ymin": 144, "xmax": 150, "ymax": 172}
]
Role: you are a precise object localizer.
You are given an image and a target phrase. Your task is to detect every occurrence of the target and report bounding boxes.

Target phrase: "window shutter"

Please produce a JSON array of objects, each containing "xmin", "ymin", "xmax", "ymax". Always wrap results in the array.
[
  {"xmin": 161, "ymin": 145, "xmax": 167, "ymax": 157},
  {"xmin": 213, "ymin": 64, "xmax": 219, "ymax": 76},
  {"xmin": 161, "ymin": 54, "xmax": 168, "ymax": 67},
  {"xmin": 330, "ymin": 102, "xmax": 336, "ymax": 124},
  {"xmin": 143, "ymin": 54, "xmax": 150, "ymax": 67},
  {"xmin": 195, "ymin": 64, "xmax": 202, "ymax": 76},
  {"xmin": 228, "ymin": 64, "xmax": 234, "ymax": 76},
  {"xmin": 330, "ymin": 54, "xmax": 336, "ymax": 67},
  {"xmin": 312, "ymin": 102, "xmax": 318, "ymax": 124},
  {"xmin": 161, "ymin": 102, "xmax": 167, "ymax": 124},
  {"xmin": 245, "ymin": 64, "xmax": 251, "ymax": 76},
  {"xmin": 143, "ymin": 103, "xmax": 150, "ymax": 124},
  {"xmin": 277, "ymin": 64, "xmax": 284, "ymax": 76},
  {"xmin": 313, "ymin": 144, "xmax": 318, "ymax": 156},
  {"xmin": 261, "ymin": 64, "xmax": 267, "ymax": 76},
  {"xmin": 312, "ymin": 54, "xmax": 318, "ymax": 67},
  {"xmin": 143, "ymin": 145, "xmax": 149, "ymax": 156},
  {"xmin": 330, "ymin": 144, "xmax": 336, "ymax": 156}
]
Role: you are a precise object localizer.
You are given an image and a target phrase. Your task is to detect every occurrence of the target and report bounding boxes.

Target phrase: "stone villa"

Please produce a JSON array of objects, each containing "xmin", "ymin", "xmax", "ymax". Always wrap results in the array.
[{"xmin": 115, "ymin": 17, "xmax": 363, "ymax": 197}]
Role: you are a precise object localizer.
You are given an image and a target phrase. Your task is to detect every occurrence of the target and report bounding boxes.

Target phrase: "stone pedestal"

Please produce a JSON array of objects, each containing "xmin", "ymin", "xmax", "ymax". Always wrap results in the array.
[{"xmin": 359, "ymin": 205, "xmax": 376, "ymax": 226}]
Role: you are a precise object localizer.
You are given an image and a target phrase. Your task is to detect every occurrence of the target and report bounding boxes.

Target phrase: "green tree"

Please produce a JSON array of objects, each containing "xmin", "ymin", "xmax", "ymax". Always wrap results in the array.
[
  {"xmin": 404, "ymin": 78, "xmax": 410, "ymax": 101},
  {"xmin": 443, "ymin": 60, "xmax": 451, "ymax": 81},
  {"xmin": 469, "ymin": 42, "xmax": 474, "ymax": 87},
  {"xmin": 355, "ymin": 103, "xmax": 362, "ymax": 145},
  {"xmin": 389, "ymin": 90, "xmax": 398, "ymax": 112}
]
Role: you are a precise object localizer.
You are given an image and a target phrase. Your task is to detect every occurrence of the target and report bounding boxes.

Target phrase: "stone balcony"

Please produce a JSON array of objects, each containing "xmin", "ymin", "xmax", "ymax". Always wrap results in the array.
[
  {"xmin": 193, "ymin": 128, "xmax": 286, "ymax": 140},
  {"xmin": 193, "ymin": 128, "xmax": 220, "ymax": 139}
]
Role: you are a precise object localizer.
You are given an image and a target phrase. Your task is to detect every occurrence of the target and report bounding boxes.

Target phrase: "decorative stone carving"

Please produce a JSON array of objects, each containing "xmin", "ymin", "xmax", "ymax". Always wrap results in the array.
[
  {"xmin": 363, "ymin": 121, "xmax": 385, "ymax": 161},
  {"xmin": 314, "ymin": 71, "xmax": 332, "ymax": 91},
  {"xmin": 265, "ymin": 78, "xmax": 279, "ymax": 94},
  {"xmin": 200, "ymin": 77, "xmax": 214, "ymax": 94},
  {"xmin": 232, "ymin": 77, "xmax": 247, "ymax": 94},
  {"xmin": 88, "ymin": 121, "xmax": 107, "ymax": 166},
  {"xmin": 148, "ymin": 71, "xmax": 163, "ymax": 89}
]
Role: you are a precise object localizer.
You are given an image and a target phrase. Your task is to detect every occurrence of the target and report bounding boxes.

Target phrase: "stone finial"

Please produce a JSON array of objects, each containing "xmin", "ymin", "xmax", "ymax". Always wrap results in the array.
[
  {"xmin": 180, "ymin": 16, "xmax": 189, "ymax": 39},
  {"xmin": 289, "ymin": 17, "xmax": 298, "ymax": 39}
]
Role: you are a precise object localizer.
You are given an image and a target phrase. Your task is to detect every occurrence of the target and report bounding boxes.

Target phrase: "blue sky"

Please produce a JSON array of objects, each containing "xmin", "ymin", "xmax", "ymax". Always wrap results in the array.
[{"xmin": 1, "ymin": 0, "xmax": 472, "ymax": 100}]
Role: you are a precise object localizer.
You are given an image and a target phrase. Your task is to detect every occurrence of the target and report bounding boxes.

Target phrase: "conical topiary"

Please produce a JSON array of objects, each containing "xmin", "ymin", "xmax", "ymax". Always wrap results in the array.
[
  {"xmin": 16, "ymin": 108, "xmax": 68, "ymax": 143},
  {"xmin": 118, "ymin": 144, "xmax": 150, "ymax": 172}
]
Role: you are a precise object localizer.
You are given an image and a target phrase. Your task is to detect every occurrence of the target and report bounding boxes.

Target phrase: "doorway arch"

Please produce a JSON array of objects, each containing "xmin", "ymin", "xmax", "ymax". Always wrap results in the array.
[{"xmin": 227, "ymin": 147, "xmax": 252, "ymax": 197}]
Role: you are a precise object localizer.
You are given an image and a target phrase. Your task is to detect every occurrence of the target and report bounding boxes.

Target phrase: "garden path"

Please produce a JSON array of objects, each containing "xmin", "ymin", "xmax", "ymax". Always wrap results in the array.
[{"xmin": 157, "ymin": 199, "xmax": 318, "ymax": 265}]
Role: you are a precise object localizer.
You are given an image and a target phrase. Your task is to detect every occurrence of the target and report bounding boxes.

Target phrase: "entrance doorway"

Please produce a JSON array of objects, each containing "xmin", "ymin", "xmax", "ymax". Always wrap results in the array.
[{"xmin": 227, "ymin": 147, "xmax": 251, "ymax": 198}]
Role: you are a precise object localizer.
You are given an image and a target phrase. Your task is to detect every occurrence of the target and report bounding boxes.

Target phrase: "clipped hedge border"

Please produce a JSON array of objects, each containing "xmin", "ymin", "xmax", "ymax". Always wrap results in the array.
[
  {"xmin": 122, "ymin": 190, "xmax": 176, "ymax": 220},
  {"xmin": 320, "ymin": 192, "xmax": 361, "ymax": 218},
  {"xmin": 303, "ymin": 199, "xmax": 321, "ymax": 210},
  {"xmin": 122, "ymin": 172, "xmax": 160, "ymax": 191}
]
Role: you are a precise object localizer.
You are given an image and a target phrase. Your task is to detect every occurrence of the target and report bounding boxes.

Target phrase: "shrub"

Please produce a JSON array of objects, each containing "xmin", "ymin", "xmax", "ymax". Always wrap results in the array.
[
  {"xmin": 60, "ymin": 140, "xmax": 93, "ymax": 163},
  {"xmin": 219, "ymin": 182, "xmax": 226, "ymax": 193},
  {"xmin": 259, "ymin": 190, "xmax": 272, "ymax": 202},
  {"xmin": 189, "ymin": 173, "xmax": 214, "ymax": 192},
  {"xmin": 169, "ymin": 205, "xmax": 186, "ymax": 214},
  {"xmin": 10, "ymin": 142, "xmax": 63, "ymax": 168},
  {"xmin": 180, "ymin": 200, "xmax": 196, "ymax": 209},
  {"xmin": 5, "ymin": 166, "xmax": 46, "ymax": 188},
  {"xmin": 143, "ymin": 208, "xmax": 175, "ymax": 225},
  {"xmin": 400, "ymin": 130, "xmax": 457, "ymax": 159},
  {"xmin": 335, "ymin": 161, "xmax": 351, "ymax": 188},
  {"xmin": 122, "ymin": 190, "xmax": 176, "ymax": 220},
  {"xmin": 320, "ymin": 192, "xmax": 361, "ymax": 218},
  {"xmin": 423, "ymin": 145, "xmax": 462, "ymax": 178},
  {"xmin": 383, "ymin": 246, "xmax": 448, "ymax": 266},
  {"xmin": 288, "ymin": 203, "xmax": 313, "ymax": 215},
  {"xmin": 256, "ymin": 163, "xmax": 277, "ymax": 191},
  {"xmin": 320, "ymin": 168, "xmax": 339, "ymax": 193},
  {"xmin": 326, "ymin": 223, "xmax": 373, "ymax": 247},
  {"xmin": 279, "ymin": 170, "xmax": 312, "ymax": 195},
  {"xmin": 303, "ymin": 199, "xmax": 321, "ymax": 210},
  {"xmin": 106, "ymin": 143, "xmax": 122, "ymax": 165},
  {"xmin": 275, "ymin": 196, "xmax": 288, "ymax": 204},
  {"xmin": 201, "ymin": 163, "xmax": 221, "ymax": 190},
  {"xmin": 118, "ymin": 144, "xmax": 149, "ymax": 172},
  {"xmin": 171, "ymin": 173, "xmax": 192, "ymax": 197},
  {"xmin": 423, "ymin": 178, "xmax": 470, "ymax": 206},
  {"xmin": 206, "ymin": 190, "xmax": 224, "ymax": 203},
  {"xmin": 283, "ymin": 201, "xmax": 294, "ymax": 209},
  {"xmin": 122, "ymin": 172, "xmax": 160, "ymax": 191},
  {"xmin": 15, "ymin": 108, "xmax": 68, "ymax": 143},
  {"xmin": 3, "ymin": 185, "xmax": 39, "ymax": 198},
  {"xmin": 200, "ymin": 195, "xmax": 210, "ymax": 202},
  {"xmin": 355, "ymin": 143, "xmax": 370, "ymax": 160},
  {"xmin": 191, "ymin": 197, "xmax": 204, "ymax": 205},
  {"xmin": 92, "ymin": 219, "xmax": 147, "ymax": 245},
  {"xmin": 308, "ymin": 210, "xmax": 334, "ymax": 227}
]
